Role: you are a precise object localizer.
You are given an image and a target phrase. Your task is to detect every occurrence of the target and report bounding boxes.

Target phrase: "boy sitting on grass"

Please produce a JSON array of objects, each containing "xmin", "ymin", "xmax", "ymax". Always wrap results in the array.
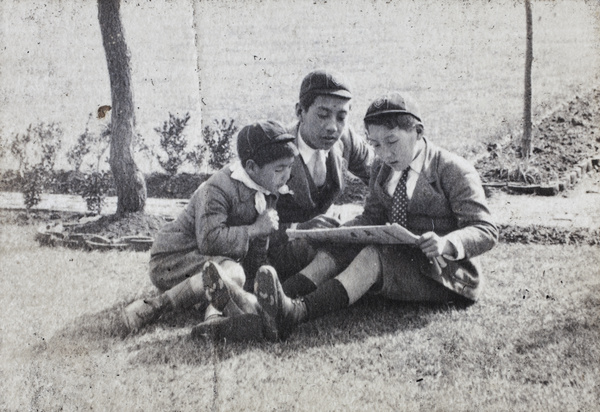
[
  {"xmin": 122, "ymin": 120, "xmax": 298, "ymax": 340},
  {"xmin": 253, "ymin": 91, "xmax": 499, "ymax": 341}
]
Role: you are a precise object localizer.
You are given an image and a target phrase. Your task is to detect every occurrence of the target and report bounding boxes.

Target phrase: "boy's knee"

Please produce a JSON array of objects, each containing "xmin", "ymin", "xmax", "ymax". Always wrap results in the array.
[
  {"xmin": 220, "ymin": 260, "xmax": 246, "ymax": 287},
  {"xmin": 361, "ymin": 245, "xmax": 381, "ymax": 260}
]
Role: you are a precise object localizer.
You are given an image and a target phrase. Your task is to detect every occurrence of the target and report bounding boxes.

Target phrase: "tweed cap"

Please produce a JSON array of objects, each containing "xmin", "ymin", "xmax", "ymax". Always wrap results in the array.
[
  {"xmin": 237, "ymin": 120, "xmax": 295, "ymax": 160},
  {"xmin": 299, "ymin": 69, "xmax": 352, "ymax": 100},
  {"xmin": 364, "ymin": 92, "xmax": 422, "ymax": 123}
]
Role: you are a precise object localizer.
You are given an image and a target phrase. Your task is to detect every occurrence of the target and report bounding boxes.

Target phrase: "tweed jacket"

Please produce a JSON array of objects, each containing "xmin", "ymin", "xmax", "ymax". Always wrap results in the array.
[
  {"xmin": 276, "ymin": 123, "xmax": 373, "ymax": 226},
  {"xmin": 349, "ymin": 138, "xmax": 498, "ymax": 299},
  {"xmin": 150, "ymin": 166, "xmax": 273, "ymax": 264}
]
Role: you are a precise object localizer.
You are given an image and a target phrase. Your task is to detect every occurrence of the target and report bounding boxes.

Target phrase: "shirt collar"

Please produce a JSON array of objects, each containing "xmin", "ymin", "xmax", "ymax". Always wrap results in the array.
[
  {"xmin": 409, "ymin": 140, "xmax": 426, "ymax": 174},
  {"xmin": 297, "ymin": 130, "xmax": 329, "ymax": 164},
  {"xmin": 229, "ymin": 161, "xmax": 272, "ymax": 195}
]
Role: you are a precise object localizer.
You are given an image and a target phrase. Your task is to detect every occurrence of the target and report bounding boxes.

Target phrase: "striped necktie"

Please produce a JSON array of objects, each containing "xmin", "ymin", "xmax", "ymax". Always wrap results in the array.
[{"xmin": 390, "ymin": 167, "xmax": 411, "ymax": 227}]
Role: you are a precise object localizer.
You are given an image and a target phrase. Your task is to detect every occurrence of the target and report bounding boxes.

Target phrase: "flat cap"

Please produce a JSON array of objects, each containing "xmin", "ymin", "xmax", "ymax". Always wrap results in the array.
[
  {"xmin": 364, "ymin": 92, "xmax": 422, "ymax": 123},
  {"xmin": 299, "ymin": 69, "xmax": 352, "ymax": 100}
]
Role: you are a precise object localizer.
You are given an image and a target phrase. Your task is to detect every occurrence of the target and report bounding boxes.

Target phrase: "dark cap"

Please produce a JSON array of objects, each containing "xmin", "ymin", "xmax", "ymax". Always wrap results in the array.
[
  {"xmin": 237, "ymin": 120, "xmax": 295, "ymax": 161},
  {"xmin": 364, "ymin": 92, "xmax": 422, "ymax": 123},
  {"xmin": 299, "ymin": 69, "xmax": 352, "ymax": 100}
]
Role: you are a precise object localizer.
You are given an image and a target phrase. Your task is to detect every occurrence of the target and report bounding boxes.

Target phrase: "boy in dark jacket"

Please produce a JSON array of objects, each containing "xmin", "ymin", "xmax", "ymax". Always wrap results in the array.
[{"xmin": 122, "ymin": 120, "xmax": 298, "ymax": 340}]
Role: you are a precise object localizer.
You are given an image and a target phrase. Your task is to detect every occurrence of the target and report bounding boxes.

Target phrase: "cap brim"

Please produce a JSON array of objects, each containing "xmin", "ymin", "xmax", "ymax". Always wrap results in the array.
[
  {"xmin": 302, "ymin": 89, "xmax": 352, "ymax": 99},
  {"xmin": 364, "ymin": 110, "xmax": 421, "ymax": 122},
  {"xmin": 272, "ymin": 133, "xmax": 296, "ymax": 143}
]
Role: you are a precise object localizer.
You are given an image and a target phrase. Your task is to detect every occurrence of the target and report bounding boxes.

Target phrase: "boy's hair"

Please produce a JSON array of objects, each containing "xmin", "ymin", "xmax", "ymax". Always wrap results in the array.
[
  {"xmin": 237, "ymin": 120, "xmax": 298, "ymax": 168},
  {"xmin": 298, "ymin": 69, "xmax": 352, "ymax": 111},
  {"xmin": 363, "ymin": 92, "xmax": 423, "ymax": 131}
]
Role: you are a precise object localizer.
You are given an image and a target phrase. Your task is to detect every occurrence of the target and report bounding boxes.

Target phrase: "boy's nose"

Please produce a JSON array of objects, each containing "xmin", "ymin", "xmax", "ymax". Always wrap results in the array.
[{"xmin": 325, "ymin": 120, "xmax": 338, "ymax": 134}]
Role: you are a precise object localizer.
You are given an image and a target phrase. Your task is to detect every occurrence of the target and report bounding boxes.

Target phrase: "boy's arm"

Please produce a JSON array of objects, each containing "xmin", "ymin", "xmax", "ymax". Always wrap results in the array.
[
  {"xmin": 343, "ymin": 160, "xmax": 387, "ymax": 227},
  {"xmin": 440, "ymin": 159, "xmax": 498, "ymax": 259},
  {"xmin": 194, "ymin": 183, "xmax": 251, "ymax": 260},
  {"xmin": 341, "ymin": 127, "xmax": 374, "ymax": 185}
]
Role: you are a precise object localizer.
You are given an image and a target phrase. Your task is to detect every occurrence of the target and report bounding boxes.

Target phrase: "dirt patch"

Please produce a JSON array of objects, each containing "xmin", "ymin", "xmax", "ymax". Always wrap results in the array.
[
  {"xmin": 62, "ymin": 212, "xmax": 168, "ymax": 240},
  {"xmin": 499, "ymin": 224, "xmax": 599, "ymax": 246},
  {"xmin": 475, "ymin": 87, "xmax": 600, "ymax": 186}
]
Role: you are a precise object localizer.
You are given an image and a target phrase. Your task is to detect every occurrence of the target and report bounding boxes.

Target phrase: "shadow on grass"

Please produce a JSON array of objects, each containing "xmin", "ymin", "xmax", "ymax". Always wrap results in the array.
[
  {"xmin": 35, "ymin": 300, "xmax": 206, "ymax": 357},
  {"xmin": 35, "ymin": 294, "xmax": 472, "ymax": 366},
  {"xmin": 130, "ymin": 296, "xmax": 473, "ymax": 366}
]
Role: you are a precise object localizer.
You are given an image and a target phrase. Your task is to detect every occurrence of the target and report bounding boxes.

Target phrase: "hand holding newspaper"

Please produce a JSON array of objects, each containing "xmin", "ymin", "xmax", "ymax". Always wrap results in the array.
[{"xmin": 286, "ymin": 223, "xmax": 446, "ymax": 275}]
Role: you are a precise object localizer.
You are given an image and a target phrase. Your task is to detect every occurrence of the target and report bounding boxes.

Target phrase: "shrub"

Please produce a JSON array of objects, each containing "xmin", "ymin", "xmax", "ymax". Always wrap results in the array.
[
  {"xmin": 202, "ymin": 119, "xmax": 237, "ymax": 171},
  {"xmin": 80, "ymin": 171, "xmax": 112, "ymax": 215},
  {"xmin": 9, "ymin": 123, "xmax": 63, "ymax": 209},
  {"xmin": 155, "ymin": 112, "xmax": 191, "ymax": 175},
  {"xmin": 186, "ymin": 143, "xmax": 207, "ymax": 174}
]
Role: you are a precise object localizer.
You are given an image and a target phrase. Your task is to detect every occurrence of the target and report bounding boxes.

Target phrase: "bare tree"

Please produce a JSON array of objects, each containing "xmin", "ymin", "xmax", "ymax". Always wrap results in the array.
[
  {"xmin": 98, "ymin": 0, "xmax": 146, "ymax": 214},
  {"xmin": 521, "ymin": 0, "xmax": 533, "ymax": 159}
]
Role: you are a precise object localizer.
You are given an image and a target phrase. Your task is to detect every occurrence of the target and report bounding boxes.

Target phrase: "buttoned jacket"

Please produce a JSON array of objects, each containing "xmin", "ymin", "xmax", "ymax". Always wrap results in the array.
[
  {"xmin": 350, "ymin": 138, "xmax": 498, "ymax": 299},
  {"xmin": 150, "ymin": 166, "xmax": 273, "ymax": 263}
]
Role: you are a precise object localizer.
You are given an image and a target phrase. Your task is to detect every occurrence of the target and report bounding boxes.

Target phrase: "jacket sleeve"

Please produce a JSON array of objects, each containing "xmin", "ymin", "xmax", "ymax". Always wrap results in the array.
[
  {"xmin": 439, "ymin": 156, "xmax": 498, "ymax": 259},
  {"xmin": 344, "ymin": 160, "xmax": 387, "ymax": 227},
  {"xmin": 341, "ymin": 127, "xmax": 374, "ymax": 186},
  {"xmin": 194, "ymin": 183, "xmax": 251, "ymax": 260}
]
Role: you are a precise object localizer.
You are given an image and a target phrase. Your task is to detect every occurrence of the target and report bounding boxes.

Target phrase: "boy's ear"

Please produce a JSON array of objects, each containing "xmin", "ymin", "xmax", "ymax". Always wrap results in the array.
[
  {"xmin": 416, "ymin": 124, "xmax": 424, "ymax": 137},
  {"xmin": 295, "ymin": 102, "xmax": 304, "ymax": 121},
  {"xmin": 245, "ymin": 159, "xmax": 259, "ymax": 174}
]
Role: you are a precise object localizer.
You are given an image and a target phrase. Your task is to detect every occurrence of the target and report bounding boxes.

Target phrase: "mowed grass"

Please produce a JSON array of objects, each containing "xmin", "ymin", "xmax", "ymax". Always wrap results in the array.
[{"xmin": 1, "ymin": 224, "xmax": 599, "ymax": 411}]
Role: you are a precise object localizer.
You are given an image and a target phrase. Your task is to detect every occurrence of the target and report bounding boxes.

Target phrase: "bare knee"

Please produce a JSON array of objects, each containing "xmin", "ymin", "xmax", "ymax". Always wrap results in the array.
[
  {"xmin": 219, "ymin": 260, "xmax": 246, "ymax": 287},
  {"xmin": 360, "ymin": 245, "xmax": 380, "ymax": 260}
]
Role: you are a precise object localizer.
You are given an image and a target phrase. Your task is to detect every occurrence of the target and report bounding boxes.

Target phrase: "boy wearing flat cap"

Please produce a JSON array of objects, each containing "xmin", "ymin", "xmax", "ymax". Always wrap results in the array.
[
  {"xmin": 268, "ymin": 69, "xmax": 374, "ymax": 282},
  {"xmin": 122, "ymin": 120, "xmax": 298, "ymax": 340},
  {"xmin": 255, "ymin": 92, "xmax": 498, "ymax": 341}
]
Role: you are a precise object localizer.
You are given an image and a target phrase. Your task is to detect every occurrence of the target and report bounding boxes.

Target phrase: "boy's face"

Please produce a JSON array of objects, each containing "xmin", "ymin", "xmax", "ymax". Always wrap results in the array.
[
  {"xmin": 366, "ymin": 125, "xmax": 420, "ymax": 172},
  {"xmin": 297, "ymin": 95, "xmax": 351, "ymax": 150},
  {"xmin": 246, "ymin": 156, "xmax": 295, "ymax": 194}
]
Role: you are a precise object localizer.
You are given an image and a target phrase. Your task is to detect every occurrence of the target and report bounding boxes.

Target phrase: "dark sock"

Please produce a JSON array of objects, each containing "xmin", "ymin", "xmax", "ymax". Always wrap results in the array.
[
  {"xmin": 303, "ymin": 279, "xmax": 349, "ymax": 321},
  {"xmin": 282, "ymin": 273, "xmax": 317, "ymax": 298}
]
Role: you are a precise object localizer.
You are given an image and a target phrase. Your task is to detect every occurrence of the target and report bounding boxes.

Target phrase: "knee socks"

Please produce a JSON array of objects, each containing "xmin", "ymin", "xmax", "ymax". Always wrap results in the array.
[
  {"xmin": 282, "ymin": 273, "xmax": 317, "ymax": 298},
  {"xmin": 303, "ymin": 279, "xmax": 349, "ymax": 321}
]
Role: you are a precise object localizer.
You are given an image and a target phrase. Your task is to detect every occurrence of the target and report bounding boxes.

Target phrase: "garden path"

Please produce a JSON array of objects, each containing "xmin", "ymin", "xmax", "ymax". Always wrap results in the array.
[{"xmin": 0, "ymin": 171, "xmax": 599, "ymax": 230}]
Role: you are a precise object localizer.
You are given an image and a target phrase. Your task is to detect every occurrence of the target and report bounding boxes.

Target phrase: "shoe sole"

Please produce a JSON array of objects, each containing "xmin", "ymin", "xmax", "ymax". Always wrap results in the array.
[
  {"xmin": 255, "ymin": 267, "xmax": 280, "ymax": 342},
  {"xmin": 203, "ymin": 261, "xmax": 231, "ymax": 312}
]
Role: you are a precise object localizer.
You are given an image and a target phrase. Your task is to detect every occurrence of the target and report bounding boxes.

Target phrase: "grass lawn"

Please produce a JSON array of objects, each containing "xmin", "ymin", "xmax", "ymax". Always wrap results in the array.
[{"xmin": 1, "ymin": 224, "xmax": 599, "ymax": 411}]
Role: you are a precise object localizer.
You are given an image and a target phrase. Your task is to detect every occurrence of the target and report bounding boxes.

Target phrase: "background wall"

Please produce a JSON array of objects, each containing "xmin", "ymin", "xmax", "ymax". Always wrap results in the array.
[{"xmin": 1, "ymin": 0, "xmax": 598, "ymax": 170}]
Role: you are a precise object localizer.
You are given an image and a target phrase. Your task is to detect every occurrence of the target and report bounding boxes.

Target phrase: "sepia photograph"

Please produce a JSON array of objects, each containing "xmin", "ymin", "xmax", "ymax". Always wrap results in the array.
[{"xmin": 1, "ymin": 0, "xmax": 599, "ymax": 410}]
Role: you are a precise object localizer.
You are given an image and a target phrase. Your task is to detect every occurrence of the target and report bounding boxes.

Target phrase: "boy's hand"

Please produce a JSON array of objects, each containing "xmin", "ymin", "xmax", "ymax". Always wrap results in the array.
[
  {"xmin": 250, "ymin": 209, "xmax": 279, "ymax": 237},
  {"xmin": 296, "ymin": 214, "xmax": 341, "ymax": 230},
  {"xmin": 417, "ymin": 232, "xmax": 455, "ymax": 260}
]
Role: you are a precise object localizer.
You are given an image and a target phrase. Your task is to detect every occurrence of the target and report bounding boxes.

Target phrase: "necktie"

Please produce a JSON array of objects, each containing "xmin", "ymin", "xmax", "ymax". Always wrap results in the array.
[
  {"xmin": 391, "ymin": 167, "xmax": 410, "ymax": 227},
  {"xmin": 312, "ymin": 150, "xmax": 327, "ymax": 187}
]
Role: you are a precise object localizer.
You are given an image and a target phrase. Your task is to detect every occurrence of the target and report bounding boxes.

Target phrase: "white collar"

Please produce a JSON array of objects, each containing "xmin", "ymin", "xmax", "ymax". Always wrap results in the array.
[
  {"xmin": 408, "ymin": 140, "xmax": 426, "ymax": 174},
  {"xmin": 229, "ymin": 161, "xmax": 293, "ymax": 196},
  {"xmin": 229, "ymin": 161, "xmax": 272, "ymax": 195},
  {"xmin": 297, "ymin": 130, "xmax": 329, "ymax": 164}
]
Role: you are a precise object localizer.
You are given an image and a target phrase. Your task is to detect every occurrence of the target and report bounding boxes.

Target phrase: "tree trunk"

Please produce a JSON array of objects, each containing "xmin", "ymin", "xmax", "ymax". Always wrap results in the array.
[
  {"xmin": 522, "ymin": 0, "xmax": 533, "ymax": 159},
  {"xmin": 98, "ymin": 0, "xmax": 146, "ymax": 215}
]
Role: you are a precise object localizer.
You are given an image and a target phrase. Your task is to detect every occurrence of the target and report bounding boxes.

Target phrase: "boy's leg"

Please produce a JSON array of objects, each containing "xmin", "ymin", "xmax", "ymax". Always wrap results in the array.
[
  {"xmin": 256, "ymin": 245, "xmax": 383, "ymax": 340},
  {"xmin": 375, "ymin": 245, "xmax": 470, "ymax": 303},
  {"xmin": 191, "ymin": 260, "xmax": 263, "ymax": 342},
  {"xmin": 123, "ymin": 250, "xmax": 219, "ymax": 332},
  {"xmin": 281, "ymin": 250, "xmax": 339, "ymax": 298}
]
